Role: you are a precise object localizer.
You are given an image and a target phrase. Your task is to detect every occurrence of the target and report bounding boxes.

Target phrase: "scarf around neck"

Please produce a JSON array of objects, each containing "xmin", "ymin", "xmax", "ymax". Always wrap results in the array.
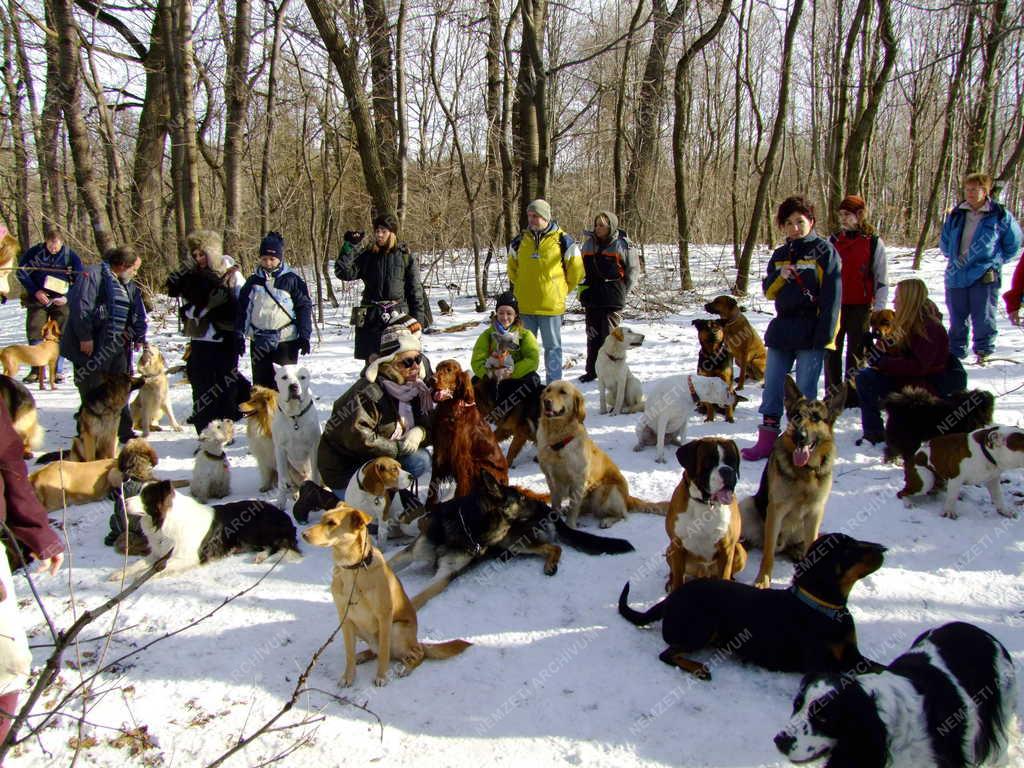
[{"xmin": 381, "ymin": 378, "xmax": 433, "ymax": 434}]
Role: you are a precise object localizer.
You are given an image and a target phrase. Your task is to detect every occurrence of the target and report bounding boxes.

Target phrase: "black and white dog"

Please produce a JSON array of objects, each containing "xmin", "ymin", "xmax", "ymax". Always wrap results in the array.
[
  {"xmin": 775, "ymin": 622, "xmax": 1017, "ymax": 768},
  {"xmin": 109, "ymin": 480, "xmax": 301, "ymax": 581}
]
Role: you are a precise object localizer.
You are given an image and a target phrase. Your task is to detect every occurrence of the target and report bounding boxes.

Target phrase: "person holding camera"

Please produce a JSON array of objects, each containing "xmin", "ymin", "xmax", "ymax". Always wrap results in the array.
[
  {"xmin": 940, "ymin": 172, "xmax": 1022, "ymax": 365},
  {"xmin": 236, "ymin": 232, "xmax": 312, "ymax": 388},
  {"xmin": 334, "ymin": 214, "xmax": 428, "ymax": 360}
]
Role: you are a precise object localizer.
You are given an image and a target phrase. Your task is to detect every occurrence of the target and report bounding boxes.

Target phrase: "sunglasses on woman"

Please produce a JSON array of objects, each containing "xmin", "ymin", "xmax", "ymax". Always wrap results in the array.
[{"xmin": 397, "ymin": 355, "xmax": 422, "ymax": 369}]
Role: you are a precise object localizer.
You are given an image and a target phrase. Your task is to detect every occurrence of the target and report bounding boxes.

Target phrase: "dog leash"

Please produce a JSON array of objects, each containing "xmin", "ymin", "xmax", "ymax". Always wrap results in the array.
[
  {"xmin": 341, "ymin": 543, "xmax": 374, "ymax": 570},
  {"xmin": 455, "ymin": 506, "xmax": 483, "ymax": 556}
]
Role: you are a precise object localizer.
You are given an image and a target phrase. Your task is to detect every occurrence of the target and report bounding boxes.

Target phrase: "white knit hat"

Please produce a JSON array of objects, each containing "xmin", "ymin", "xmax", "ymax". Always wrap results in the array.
[{"xmin": 365, "ymin": 329, "xmax": 422, "ymax": 383}]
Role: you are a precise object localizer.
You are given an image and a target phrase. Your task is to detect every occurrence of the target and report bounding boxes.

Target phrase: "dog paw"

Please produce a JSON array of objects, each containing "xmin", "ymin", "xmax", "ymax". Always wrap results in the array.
[
  {"xmin": 340, "ymin": 673, "xmax": 355, "ymax": 688},
  {"xmin": 753, "ymin": 574, "xmax": 771, "ymax": 589},
  {"xmin": 997, "ymin": 508, "xmax": 1018, "ymax": 519},
  {"xmin": 691, "ymin": 664, "xmax": 712, "ymax": 681},
  {"xmin": 171, "ymin": 424, "xmax": 184, "ymax": 432},
  {"xmin": 655, "ymin": 455, "xmax": 667, "ymax": 464},
  {"xmin": 544, "ymin": 563, "xmax": 558, "ymax": 576},
  {"xmin": 941, "ymin": 510, "xmax": 959, "ymax": 520},
  {"xmin": 373, "ymin": 675, "xmax": 389, "ymax": 687}
]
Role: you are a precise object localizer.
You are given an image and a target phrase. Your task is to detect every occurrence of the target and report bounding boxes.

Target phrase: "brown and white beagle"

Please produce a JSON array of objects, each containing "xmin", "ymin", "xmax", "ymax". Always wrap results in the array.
[
  {"xmin": 344, "ymin": 457, "xmax": 414, "ymax": 549},
  {"xmin": 664, "ymin": 437, "xmax": 746, "ymax": 591}
]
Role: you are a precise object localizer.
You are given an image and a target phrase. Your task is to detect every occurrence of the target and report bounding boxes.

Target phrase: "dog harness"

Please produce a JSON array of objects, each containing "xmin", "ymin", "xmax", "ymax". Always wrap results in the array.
[
  {"xmin": 790, "ymin": 586, "xmax": 849, "ymax": 621},
  {"xmin": 278, "ymin": 399, "xmax": 314, "ymax": 431}
]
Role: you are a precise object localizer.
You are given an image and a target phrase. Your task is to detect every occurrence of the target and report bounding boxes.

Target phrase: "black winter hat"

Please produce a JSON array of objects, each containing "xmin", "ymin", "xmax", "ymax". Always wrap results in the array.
[
  {"xmin": 259, "ymin": 231, "xmax": 285, "ymax": 258},
  {"xmin": 494, "ymin": 291, "xmax": 518, "ymax": 314},
  {"xmin": 372, "ymin": 214, "xmax": 399, "ymax": 234}
]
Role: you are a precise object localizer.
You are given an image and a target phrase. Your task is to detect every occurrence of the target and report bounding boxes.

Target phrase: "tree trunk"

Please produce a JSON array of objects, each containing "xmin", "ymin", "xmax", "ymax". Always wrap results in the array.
[
  {"xmin": 735, "ymin": 0, "xmax": 804, "ymax": 295},
  {"xmin": 223, "ymin": 0, "xmax": 252, "ymax": 257},
  {"xmin": 515, "ymin": 0, "xmax": 549, "ymax": 227},
  {"xmin": 613, "ymin": 0, "xmax": 646, "ymax": 217},
  {"xmin": 1, "ymin": 7, "xmax": 31, "ymax": 245},
  {"xmin": 40, "ymin": 2, "xmax": 65, "ymax": 228},
  {"xmin": 259, "ymin": 0, "xmax": 289, "ymax": 237},
  {"xmin": 965, "ymin": 0, "xmax": 1008, "ymax": 171},
  {"xmin": 49, "ymin": 0, "xmax": 114, "ymax": 253},
  {"xmin": 395, "ymin": 0, "xmax": 408, "ymax": 224},
  {"xmin": 362, "ymin": 0, "xmax": 400, "ymax": 196}
]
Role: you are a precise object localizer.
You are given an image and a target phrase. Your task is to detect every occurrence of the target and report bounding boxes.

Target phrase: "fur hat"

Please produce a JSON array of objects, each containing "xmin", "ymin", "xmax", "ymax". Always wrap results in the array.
[
  {"xmin": 526, "ymin": 199, "xmax": 551, "ymax": 222},
  {"xmin": 259, "ymin": 231, "xmax": 285, "ymax": 258},
  {"xmin": 364, "ymin": 329, "xmax": 422, "ymax": 383},
  {"xmin": 372, "ymin": 214, "xmax": 399, "ymax": 234},
  {"xmin": 838, "ymin": 195, "xmax": 866, "ymax": 214},
  {"xmin": 186, "ymin": 229, "xmax": 227, "ymax": 273}
]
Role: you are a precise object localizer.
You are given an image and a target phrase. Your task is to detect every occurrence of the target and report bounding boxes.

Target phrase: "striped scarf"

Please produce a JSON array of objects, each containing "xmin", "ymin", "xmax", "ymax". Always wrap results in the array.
[{"xmin": 108, "ymin": 267, "xmax": 131, "ymax": 336}]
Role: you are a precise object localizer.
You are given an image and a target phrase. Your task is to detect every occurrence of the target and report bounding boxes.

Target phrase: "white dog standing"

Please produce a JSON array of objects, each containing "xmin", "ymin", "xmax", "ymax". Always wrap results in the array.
[
  {"xmin": 634, "ymin": 376, "xmax": 742, "ymax": 463},
  {"xmin": 595, "ymin": 326, "xmax": 646, "ymax": 415},
  {"xmin": 272, "ymin": 364, "xmax": 321, "ymax": 507}
]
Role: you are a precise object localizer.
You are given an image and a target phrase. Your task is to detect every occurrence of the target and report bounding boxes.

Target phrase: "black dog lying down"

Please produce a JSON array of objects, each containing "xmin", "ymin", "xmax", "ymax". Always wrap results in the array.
[
  {"xmin": 389, "ymin": 471, "xmax": 633, "ymax": 608},
  {"xmin": 619, "ymin": 533, "xmax": 885, "ymax": 680}
]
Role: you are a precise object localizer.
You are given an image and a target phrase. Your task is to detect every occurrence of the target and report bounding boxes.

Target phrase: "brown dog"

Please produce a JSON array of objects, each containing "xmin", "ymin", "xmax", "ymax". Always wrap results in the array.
[
  {"xmin": 704, "ymin": 295, "xmax": 767, "ymax": 390},
  {"xmin": 0, "ymin": 317, "xmax": 61, "ymax": 391},
  {"xmin": 30, "ymin": 438, "xmax": 158, "ymax": 512},
  {"xmin": 72, "ymin": 373, "xmax": 134, "ymax": 461},
  {"xmin": 429, "ymin": 359, "xmax": 509, "ymax": 506},
  {"xmin": 0, "ymin": 374, "xmax": 44, "ymax": 457},
  {"xmin": 665, "ymin": 438, "xmax": 746, "ymax": 592},
  {"xmin": 302, "ymin": 504, "xmax": 471, "ymax": 687},
  {"xmin": 692, "ymin": 319, "xmax": 734, "ymax": 422}
]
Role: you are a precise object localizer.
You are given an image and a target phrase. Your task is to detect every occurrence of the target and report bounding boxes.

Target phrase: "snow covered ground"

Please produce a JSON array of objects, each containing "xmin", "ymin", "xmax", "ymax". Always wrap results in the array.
[{"xmin": 8, "ymin": 246, "xmax": 1024, "ymax": 766}]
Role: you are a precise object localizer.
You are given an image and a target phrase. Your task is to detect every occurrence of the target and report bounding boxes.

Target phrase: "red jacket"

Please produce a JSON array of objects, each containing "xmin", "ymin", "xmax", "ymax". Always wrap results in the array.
[
  {"xmin": 1003, "ymin": 254, "xmax": 1024, "ymax": 314},
  {"xmin": 876, "ymin": 316, "xmax": 949, "ymax": 384},
  {"xmin": 0, "ymin": 403, "xmax": 62, "ymax": 560}
]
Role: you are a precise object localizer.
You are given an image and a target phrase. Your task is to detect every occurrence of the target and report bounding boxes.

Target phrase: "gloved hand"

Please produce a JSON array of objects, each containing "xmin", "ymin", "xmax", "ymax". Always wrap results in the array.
[
  {"xmin": 297, "ymin": 338, "xmax": 311, "ymax": 355},
  {"xmin": 235, "ymin": 335, "xmax": 246, "ymax": 356},
  {"xmin": 397, "ymin": 426, "xmax": 426, "ymax": 456},
  {"xmin": 343, "ymin": 230, "xmax": 365, "ymax": 245}
]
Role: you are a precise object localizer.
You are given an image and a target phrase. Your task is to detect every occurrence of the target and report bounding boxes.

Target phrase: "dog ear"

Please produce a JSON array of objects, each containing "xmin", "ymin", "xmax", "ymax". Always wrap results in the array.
[
  {"xmin": 457, "ymin": 371, "xmax": 476, "ymax": 405},
  {"xmin": 675, "ymin": 440, "xmax": 701, "ymax": 477},
  {"xmin": 611, "ymin": 327, "xmax": 624, "ymax": 341},
  {"xmin": 691, "ymin": 319, "xmax": 705, "ymax": 329},
  {"xmin": 480, "ymin": 469, "xmax": 503, "ymax": 496},
  {"xmin": 146, "ymin": 442, "xmax": 159, "ymax": 467},
  {"xmin": 826, "ymin": 384, "xmax": 847, "ymax": 424},
  {"xmin": 985, "ymin": 428, "xmax": 1000, "ymax": 449},
  {"xmin": 572, "ymin": 387, "xmax": 586, "ymax": 423},
  {"xmin": 783, "ymin": 375, "xmax": 803, "ymax": 413}
]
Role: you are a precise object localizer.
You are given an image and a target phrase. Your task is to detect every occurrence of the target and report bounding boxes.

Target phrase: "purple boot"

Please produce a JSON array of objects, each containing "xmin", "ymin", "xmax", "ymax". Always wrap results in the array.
[{"xmin": 741, "ymin": 424, "xmax": 779, "ymax": 462}]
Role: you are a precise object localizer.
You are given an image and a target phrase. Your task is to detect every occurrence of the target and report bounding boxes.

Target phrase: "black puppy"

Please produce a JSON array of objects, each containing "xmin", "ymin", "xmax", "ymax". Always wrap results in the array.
[{"xmin": 619, "ymin": 532, "xmax": 885, "ymax": 680}]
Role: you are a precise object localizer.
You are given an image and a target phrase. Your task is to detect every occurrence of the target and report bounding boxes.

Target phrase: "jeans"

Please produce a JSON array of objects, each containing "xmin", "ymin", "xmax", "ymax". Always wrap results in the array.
[
  {"xmin": 521, "ymin": 314, "xmax": 563, "ymax": 384},
  {"xmin": 399, "ymin": 448, "xmax": 431, "ymax": 479},
  {"xmin": 759, "ymin": 347, "xmax": 825, "ymax": 421},
  {"xmin": 250, "ymin": 338, "xmax": 300, "ymax": 389},
  {"xmin": 946, "ymin": 276, "xmax": 1000, "ymax": 358}
]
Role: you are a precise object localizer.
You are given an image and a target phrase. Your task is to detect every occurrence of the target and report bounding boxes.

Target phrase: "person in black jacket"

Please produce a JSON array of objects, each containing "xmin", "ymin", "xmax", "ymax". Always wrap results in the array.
[
  {"xmin": 335, "ymin": 214, "xmax": 428, "ymax": 360},
  {"xmin": 167, "ymin": 230, "xmax": 246, "ymax": 432},
  {"xmin": 236, "ymin": 232, "xmax": 313, "ymax": 388}
]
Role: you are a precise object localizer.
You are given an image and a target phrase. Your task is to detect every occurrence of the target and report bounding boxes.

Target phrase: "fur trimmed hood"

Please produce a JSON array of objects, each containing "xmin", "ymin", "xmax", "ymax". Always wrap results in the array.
[{"xmin": 186, "ymin": 229, "xmax": 228, "ymax": 274}]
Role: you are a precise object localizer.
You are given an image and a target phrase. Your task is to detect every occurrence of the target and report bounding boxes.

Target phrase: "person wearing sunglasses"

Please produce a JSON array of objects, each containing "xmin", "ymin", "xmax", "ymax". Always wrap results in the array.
[{"xmin": 316, "ymin": 328, "xmax": 434, "ymax": 496}]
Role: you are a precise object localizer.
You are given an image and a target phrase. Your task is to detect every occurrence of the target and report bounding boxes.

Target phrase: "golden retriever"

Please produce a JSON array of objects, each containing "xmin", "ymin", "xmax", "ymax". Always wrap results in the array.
[{"xmin": 537, "ymin": 381, "xmax": 665, "ymax": 528}]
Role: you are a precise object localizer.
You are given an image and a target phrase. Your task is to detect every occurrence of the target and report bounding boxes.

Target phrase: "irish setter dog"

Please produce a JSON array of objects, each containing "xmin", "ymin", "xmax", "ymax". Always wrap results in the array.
[{"xmin": 428, "ymin": 359, "xmax": 509, "ymax": 506}]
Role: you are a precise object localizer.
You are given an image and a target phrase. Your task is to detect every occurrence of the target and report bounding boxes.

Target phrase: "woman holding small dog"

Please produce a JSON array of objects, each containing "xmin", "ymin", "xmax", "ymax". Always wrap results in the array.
[
  {"xmin": 167, "ymin": 230, "xmax": 246, "ymax": 432},
  {"xmin": 470, "ymin": 292, "xmax": 541, "ymax": 419},
  {"xmin": 317, "ymin": 328, "xmax": 433, "ymax": 495},
  {"xmin": 824, "ymin": 195, "xmax": 888, "ymax": 407},
  {"xmin": 741, "ymin": 196, "xmax": 841, "ymax": 461},
  {"xmin": 854, "ymin": 278, "xmax": 967, "ymax": 446}
]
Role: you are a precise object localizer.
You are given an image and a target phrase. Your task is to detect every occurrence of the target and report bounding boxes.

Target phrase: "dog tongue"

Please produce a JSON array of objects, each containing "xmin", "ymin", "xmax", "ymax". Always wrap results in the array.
[
  {"xmin": 793, "ymin": 445, "xmax": 811, "ymax": 467},
  {"xmin": 711, "ymin": 489, "xmax": 734, "ymax": 504},
  {"xmin": 433, "ymin": 389, "xmax": 452, "ymax": 403}
]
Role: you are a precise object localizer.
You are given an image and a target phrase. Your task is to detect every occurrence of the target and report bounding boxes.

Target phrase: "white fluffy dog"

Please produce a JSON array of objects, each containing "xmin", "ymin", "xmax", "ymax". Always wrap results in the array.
[
  {"xmin": 272, "ymin": 364, "xmax": 321, "ymax": 507},
  {"xmin": 595, "ymin": 326, "xmax": 646, "ymax": 415},
  {"xmin": 634, "ymin": 376, "xmax": 742, "ymax": 463},
  {"xmin": 191, "ymin": 419, "xmax": 233, "ymax": 501}
]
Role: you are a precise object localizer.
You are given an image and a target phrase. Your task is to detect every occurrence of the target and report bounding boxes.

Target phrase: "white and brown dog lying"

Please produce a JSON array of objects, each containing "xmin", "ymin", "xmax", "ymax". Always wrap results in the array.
[
  {"xmin": 302, "ymin": 504, "xmax": 471, "ymax": 687},
  {"xmin": 898, "ymin": 425, "xmax": 1024, "ymax": 520},
  {"xmin": 109, "ymin": 480, "xmax": 301, "ymax": 581},
  {"xmin": 634, "ymin": 375, "xmax": 743, "ymax": 463},
  {"xmin": 665, "ymin": 438, "xmax": 746, "ymax": 591},
  {"xmin": 344, "ymin": 457, "xmax": 414, "ymax": 550}
]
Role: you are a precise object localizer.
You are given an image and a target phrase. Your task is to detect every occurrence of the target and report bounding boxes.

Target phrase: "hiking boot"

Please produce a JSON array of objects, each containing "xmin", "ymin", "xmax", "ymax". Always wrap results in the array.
[
  {"xmin": 740, "ymin": 424, "xmax": 779, "ymax": 461},
  {"xmin": 293, "ymin": 480, "xmax": 338, "ymax": 524},
  {"xmin": 22, "ymin": 371, "xmax": 38, "ymax": 384},
  {"xmin": 975, "ymin": 353, "xmax": 991, "ymax": 366},
  {"xmin": 577, "ymin": 373, "xmax": 597, "ymax": 383}
]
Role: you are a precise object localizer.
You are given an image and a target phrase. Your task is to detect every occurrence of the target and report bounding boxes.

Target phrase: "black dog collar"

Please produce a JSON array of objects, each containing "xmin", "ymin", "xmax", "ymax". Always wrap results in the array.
[
  {"xmin": 342, "ymin": 546, "xmax": 374, "ymax": 570},
  {"xmin": 278, "ymin": 399, "xmax": 314, "ymax": 430},
  {"xmin": 979, "ymin": 440, "xmax": 998, "ymax": 466},
  {"xmin": 791, "ymin": 586, "xmax": 849, "ymax": 621}
]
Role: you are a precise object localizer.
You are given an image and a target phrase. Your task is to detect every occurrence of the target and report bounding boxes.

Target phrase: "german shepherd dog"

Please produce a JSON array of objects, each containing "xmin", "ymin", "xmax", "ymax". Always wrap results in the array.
[
  {"xmin": 740, "ymin": 376, "xmax": 845, "ymax": 589},
  {"xmin": 388, "ymin": 471, "xmax": 633, "ymax": 608}
]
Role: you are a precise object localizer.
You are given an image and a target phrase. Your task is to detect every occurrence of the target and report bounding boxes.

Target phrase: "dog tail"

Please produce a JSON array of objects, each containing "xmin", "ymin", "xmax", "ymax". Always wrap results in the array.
[
  {"xmin": 618, "ymin": 582, "xmax": 665, "ymax": 626},
  {"xmin": 35, "ymin": 448, "xmax": 71, "ymax": 465},
  {"xmin": 422, "ymin": 639, "xmax": 473, "ymax": 659},
  {"xmin": 555, "ymin": 519, "xmax": 634, "ymax": 554},
  {"xmin": 626, "ymin": 496, "xmax": 668, "ymax": 515}
]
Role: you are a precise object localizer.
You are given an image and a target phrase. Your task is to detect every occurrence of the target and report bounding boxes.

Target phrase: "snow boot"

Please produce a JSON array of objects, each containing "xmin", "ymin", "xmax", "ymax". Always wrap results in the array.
[{"xmin": 741, "ymin": 424, "xmax": 779, "ymax": 462}]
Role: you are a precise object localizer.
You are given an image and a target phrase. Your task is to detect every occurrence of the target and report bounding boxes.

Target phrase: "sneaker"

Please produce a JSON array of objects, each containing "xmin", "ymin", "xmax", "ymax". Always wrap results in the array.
[
  {"xmin": 577, "ymin": 373, "xmax": 597, "ymax": 383},
  {"xmin": 22, "ymin": 371, "xmax": 38, "ymax": 384}
]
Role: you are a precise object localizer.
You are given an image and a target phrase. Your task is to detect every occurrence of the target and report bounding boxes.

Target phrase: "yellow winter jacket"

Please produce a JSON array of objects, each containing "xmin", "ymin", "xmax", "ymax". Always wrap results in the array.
[{"xmin": 507, "ymin": 223, "xmax": 584, "ymax": 316}]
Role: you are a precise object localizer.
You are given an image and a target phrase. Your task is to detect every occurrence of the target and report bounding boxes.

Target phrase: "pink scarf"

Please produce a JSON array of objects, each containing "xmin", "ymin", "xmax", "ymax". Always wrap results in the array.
[{"xmin": 380, "ymin": 379, "xmax": 433, "ymax": 435}]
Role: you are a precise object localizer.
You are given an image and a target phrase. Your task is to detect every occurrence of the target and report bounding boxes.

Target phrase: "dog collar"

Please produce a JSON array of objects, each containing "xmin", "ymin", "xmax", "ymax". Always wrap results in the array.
[
  {"xmin": 456, "ymin": 507, "xmax": 483, "ymax": 556},
  {"xmin": 602, "ymin": 351, "xmax": 624, "ymax": 362},
  {"xmin": 791, "ymin": 586, "xmax": 848, "ymax": 620},
  {"xmin": 549, "ymin": 435, "xmax": 575, "ymax": 451},
  {"xmin": 278, "ymin": 399, "xmax": 314, "ymax": 430},
  {"xmin": 342, "ymin": 546, "xmax": 374, "ymax": 569},
  {"xmin": 979, "ymin": 441, "xmax": 998, "ymax": 466},
  {"xmin": 685, "ymin": 475, "xmax": 715, "ymax": 506},
  {"xmin": 202, "ymin": 450, "xmax": 226, "ymax": 460}
]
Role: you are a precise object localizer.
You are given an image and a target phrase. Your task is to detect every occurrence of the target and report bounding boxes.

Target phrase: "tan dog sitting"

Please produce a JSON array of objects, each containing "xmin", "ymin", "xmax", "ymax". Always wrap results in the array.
[
  {"xmin": 302, "ymin": 504, "xmax": 471, "ymax": 687},
  {"xmin": 0, "ymin": 317, "xmax": 61, "ymax": 390}
]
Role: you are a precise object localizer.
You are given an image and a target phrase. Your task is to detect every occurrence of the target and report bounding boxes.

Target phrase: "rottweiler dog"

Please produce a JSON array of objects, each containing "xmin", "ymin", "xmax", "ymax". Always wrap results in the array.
[
  {"xmin": 619, "ymin": 532, "xmax": 885, "ymax": 680},
  {"xmin": 692, "ymin": 318, "xmax": 734, "ymax": 421}
]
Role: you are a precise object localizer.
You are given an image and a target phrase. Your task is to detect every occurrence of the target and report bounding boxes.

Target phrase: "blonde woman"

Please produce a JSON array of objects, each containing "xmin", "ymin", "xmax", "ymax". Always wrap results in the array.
[{"xmin": 854, "ymin": 278, "xmax": 966, "ymax": 445}]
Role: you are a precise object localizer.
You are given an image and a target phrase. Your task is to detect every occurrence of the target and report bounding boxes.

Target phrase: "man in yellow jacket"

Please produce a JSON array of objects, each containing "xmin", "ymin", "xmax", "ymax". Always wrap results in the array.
[{"xmin": 507, "ymin": 199, "xmax": 584, "ymax": 383}]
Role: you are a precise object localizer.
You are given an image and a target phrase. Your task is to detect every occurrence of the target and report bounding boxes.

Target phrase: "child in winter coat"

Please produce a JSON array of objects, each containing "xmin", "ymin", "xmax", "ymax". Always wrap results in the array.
[
  {"xmin": 741, "ymin": 196, "xmax": 842, "ymax": 461},
  {"xmin": 470, "ymin": 292, "xmax": 542, "ymax": 418},
  {"xmin": 237, "ymin": 232, "xmax": 313, "ymax": 389},
  {"xmin": 824, "ymin": 195, "xmax": 887, "ymax": 406}
]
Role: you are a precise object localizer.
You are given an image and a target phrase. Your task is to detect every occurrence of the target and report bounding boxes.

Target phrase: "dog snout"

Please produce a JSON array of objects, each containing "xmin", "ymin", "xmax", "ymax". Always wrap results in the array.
[
  {"xmin": 718, "ymin": 466, "xmax": 737, "ymax": 490},
  {"xmin": 703, "ymin": 302, "xmax": 714, "ymax": 313},
  {"xmin": 773, "ymin": 731, "xmax": 796, "ymax": 754}
]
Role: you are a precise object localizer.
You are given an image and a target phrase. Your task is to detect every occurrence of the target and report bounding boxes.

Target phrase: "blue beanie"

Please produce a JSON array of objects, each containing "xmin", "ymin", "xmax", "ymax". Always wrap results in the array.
[{"xmin": 259, "ymin": 231, "xmax": 285, "ymax": 258}]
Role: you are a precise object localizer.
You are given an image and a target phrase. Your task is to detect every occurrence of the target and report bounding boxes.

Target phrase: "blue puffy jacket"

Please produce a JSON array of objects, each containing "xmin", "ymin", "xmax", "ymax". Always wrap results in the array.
[
  {"xmin": 17, "ymin": 242, "xmax": 83, "ymax": 299},
  {"xmin": 940, "ymin": 200, "xmax": 1022, "ymax": 289}
]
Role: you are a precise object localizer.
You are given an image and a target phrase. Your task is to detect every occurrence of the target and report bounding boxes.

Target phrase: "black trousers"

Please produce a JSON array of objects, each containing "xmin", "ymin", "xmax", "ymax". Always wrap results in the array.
[
  {"xmin": 584, "ymin": 307, "xmax": 621, "ymax": 377},
  {"xmin": 187, "ymin": 338, "xmax": 244, "ymax": 433},
  {"xmin": 825, "ymin": 303, "xmax": 870, "ymax": 405},
  {"xmin": 250, "ymin": 339, "xmax": 300, "ymax": 389}
]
